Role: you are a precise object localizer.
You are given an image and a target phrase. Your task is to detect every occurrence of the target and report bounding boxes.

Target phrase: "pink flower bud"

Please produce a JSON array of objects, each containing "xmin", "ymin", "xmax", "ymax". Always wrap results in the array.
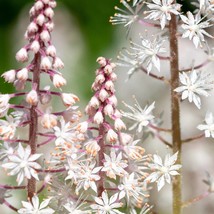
[
  {"xmin": 41, "ymin": 113, "xmax": 57, "ymax": 129},
  {"xmin": 14, "ymin": 80, "xmax": 26, "ymax": 91},
  {"xmin": 110, "ymin": 72, "xmax": 117, "ymax": 81},
  {"xmin": 49, "ymin": 1, "xmax": 57, "ymax": 8},
  {"xmin": 114, "ymin": 109, "xmax": 122, "ymax": 118},
  {"xmin": 76, "ymin": 121, "xmax": 88, "ymax": 133},
  {"xmin": 40, "ymin": 30, "xmax": 50, "ymax": 43},
  {"xmin": 36, "ymin": 14, "xmax": 46, "ymax": 26},
  {"xmin": 44, "ymin": 7, "xmax": 54, "ymax": 18},
  {"xmin": 40, "ymin": 57, "xmax": 52, "ymax": 70},
  {"xmin": 1, "ymin": 70, "xmax": 16, "ymax": 83},
  {"xmin": 97, "ymin": 57, "xmax": 107, "ymax": 67},
  {"xmin": 89, "ymin": 96, "xmax": 100, "ymax": 108},
  {"xmin": 85, "ymin": 140, "xmax": 100, "ymax": 156},
  {"xmin": 106, "ymin": 129, "xmax": 118, "ymax": 143},
  {"xmin": 104, "ymin": 64, "xmax": 113, "ymax": 74},
  {"xmin": 16, "ymin": 48, "xmax": 28, "ymax": 62},
  {"xmin": 105, "ymin": 80, "xmax": 114, "ymax": 92},
  {"xmin": 26, "ymin": 90, "xmax": 38, "ymax": 106},
  {"xmin": 52, "ymin": 74, "xmax": 66, "ymax": 88},
  {"xmin": 99, "ymin": 89, "xmax": 109, "ymax": 102},
  {"xmin": 93, "ymin": 111, "xmax": 103, "ymax": 124},
  {"xmin": 110, "ymin": 63, "xmax": 116, "ymax": 69},
  {"xmin": 27, "ymin": 22, "xmax": 38, "ymax": 34},
  {"xmin": 108, "ymin": 95, "xmax": 117, "ymax": 106},
  {"xmin": 30, "ymin": 40, "xmax": 40, "ymax": 53},
  {"xmin": 95, "ymin": 74, "xmax": 105, "ymax": 84},
  {"xmin": 114, "ymin": 118, "xmax": 126, "ymax": 131},
  {"xmin": 42, "ymin": 0, "xmax": 50, "ymax": 4},
  {"xmin": 0, "ymin": 94, "xmax": 10, "ymax": 108},
  {"xmin": 34, "ymin": 1, "xmax": 44, "ymax": 11},
  {"xmin": 17, "ymin": 68, "xmax": 28, "ymax": 81},
  {"xmin": 104, "ymin": 104, "xmax": 114, "ymax": 117},
  {"xmin": 120, "ymin": 133, "xmax": 132, "ymax": 145},
  {"xmin": 29, "ymin": 6, "xmax": 36, "ymax": 16},
  {"xmin": 61, "ymin": 93, "xmax": 79, "ymax": 106},
  {"xmin": 46, "ymin": 45, "xmax": 56, "ymax": 57},
  {"xmin": 46, "ymin": 21, "xmax": 54, "ymax": 31},
  {"xmin": 53, "ymin": 57, "xmax": 64, "ymax": 69}
]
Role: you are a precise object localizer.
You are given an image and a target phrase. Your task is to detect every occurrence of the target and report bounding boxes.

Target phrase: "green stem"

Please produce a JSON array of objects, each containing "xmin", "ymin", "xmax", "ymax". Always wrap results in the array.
[{"xmin": 169, "ymin": 12, "xmax": 182, "ymax": 214}]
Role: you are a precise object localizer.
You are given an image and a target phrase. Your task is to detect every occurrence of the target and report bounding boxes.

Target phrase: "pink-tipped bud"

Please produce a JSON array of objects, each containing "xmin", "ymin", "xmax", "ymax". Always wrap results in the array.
[
  {"xmin": 53, "ymin": 57, "xmax": 64, "ymax": 69},
  {"xmin": 99, "ymin": 89, "xmax": 109, "ymax": 102},
  {"xmin": 41, "ymin": 56, "xmax": 52, "ymax": 70},
  {"xmin": 108, "ymin": 95, "xmax": 117, "ymax": 106},
  {"xmin": 27, "ymin": 22, "xmax": 38, "ymax": 34},
  {"xmin": 52, "ymin": 74, "xmax": 66, "ymax": 88},
  {"xmin": 120, "ymin": 132, "xmax": 132, "ymax": 145},
  {"xmin": 104, "ymin": 104, "xmax": 114, "ymax": 117},
  {"xmin": 34, "ymin": 1, "xmax": 44, "ymax": 11},
  {"xmin": 97, "ymin": 57, "xmax": 107, "ymax": 67},
  {"xmin": 1, "ymin": 70, "xmax": 16, "ymax": 83},
  {"xmin": 104, "ymin": 64, "xmax": 113, "ymax": 74},
  {"xmin": 41, "ymin": 113, "xmax": 57, "ymax": 129},
  {"xmin": 44, "ymin": 7, "xmax": 54, "ymax": 18},
  {"xmin": 26, "ymin": 90, "xmax": 38, "ymax": 106},
  {"xmin": 61, "ymin": 93, "xmax": 79, "ymax": 106},
  {"xmin": 95, "ymin": 74, "xmax": 105, "ymax": 84},
  {"xmin": 89, "ymin": 96, "xmax": 100, "ymax": 108},
  {"xmin": 36, "ymin": 14, "xmax": 46, "ymax": 26},
  {"xmin": 46, "ymin": 45, "xmax": 56, "ymax": 57},
  {"xmin": 93, "ymin": 111, "xmax": 103, "ymax": 124},
  {"xmin": 14, "ymin": 80, "xmax": 26, "ymax": 91},
  {"xmin": 40, "ymin": 30, "xmax": 50, "ymax": 43},
  {"xmin": 114, "ymin": 118, "xmax": 126, "ymax": 131},
  {"xmin": 17, "ymin": 68, "xmax": 28, "ymax": 81},
  {"xmin": 105, "ymin": 80, "xmax": 114, "ymax": 92},
  {"xmin": 76, "ymin": 121, "xmax": 88, "ymax": 133},
  {"xmin": 110, "ymin": 72, "xmax": 117, "ymax": 81},
  {"xmin": 114, "ymin": 109, "xmax": 122, "ymax": 118},
  {"xmin": 49, "ymin": 1, "xmax": 57, "ymax": 8},
  {"xmin": 30, "ymin": 40, "xmax": 40, "ymax": 53},
  {"xmin": 29, "ymin": 6, "xmax": 36, "ymax": 16},
  {"xmin": 42, "ymin": 0, "xmax": 50, "ymax": 4},
  {"xmin": 106, "ymin": 129, "xmax": 118, "ymax": 143},
  {"xmin": 16, "ymin": 48, "xmax": 28, "ymax": 62},
  {"xmin": 46, "ymin": 21, "xmax": 54, "ymax": 31}
]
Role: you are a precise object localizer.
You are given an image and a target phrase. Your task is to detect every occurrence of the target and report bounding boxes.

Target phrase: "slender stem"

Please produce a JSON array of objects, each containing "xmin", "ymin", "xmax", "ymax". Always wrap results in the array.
[
  {"xmin": 97, "ymin": 124, "xmax": 105, "ymax": 196},
  {"xmin": 27, "ymin": 53, "xmax": 41, "ymax": 200},
  {"xmin": 182, "ymin": 133, "xmax": 204, "ymax": 143},
  {"xmin": 169, "ymin": 12, "xmax": 182, "ymax": 214},
  {"xmin": 3, "ymin": 199, "xmax": 18, "ymax": 212},
  {"xmin": 0, "ymin": 184, "xmax": 26, "ymax": 190},
  {"xmin": 155, "ymin": 132, "xmax": 172, "ymax": 148},
  {"xmin": 179, "ymin": 59, "xmax": 210, "ymax": 72}
]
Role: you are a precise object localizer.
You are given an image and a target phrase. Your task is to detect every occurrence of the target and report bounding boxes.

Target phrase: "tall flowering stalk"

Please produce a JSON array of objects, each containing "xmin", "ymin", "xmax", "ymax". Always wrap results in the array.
[
  {"xmin": 0, "ymin": 0, "xmax": 80, "ymax": 212},
  {"xmin": 111, "ymin": 0, "xmax": 214, "ymax": 213}
]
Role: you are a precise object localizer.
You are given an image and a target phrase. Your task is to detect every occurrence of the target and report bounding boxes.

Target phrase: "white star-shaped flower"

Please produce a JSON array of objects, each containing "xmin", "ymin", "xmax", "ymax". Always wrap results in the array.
[
  {"xmin": 145, "ymin": 0, "xmax": 181, "ymax": 29},
  {"xmin": 122, "ymin": 99, "xmax": 155, "ymax": 133},
  {"xmin": 197, "ymin": 112, "xmax": 214, "ymax": 138},
  {"xmin": 174, "ymin": 70, "xmax": 212, "ymax": 109},
  {"xmin": 91, "ymin": 191, "xmax": 124, "ymax": 214},
  {"xmin": 146, "ymin": 152, "xmax": 182, "ymax": 191},
  {"xmin": 18, "ymin": 196, "xmax": 54, "ymax": 214},
  {"xmin": 2, "ymin": 143, "xmax": 42, "ymax": 185},
  {"xmin": 180, "ymin": 11, "xmax": 213, "ymax": 48}
]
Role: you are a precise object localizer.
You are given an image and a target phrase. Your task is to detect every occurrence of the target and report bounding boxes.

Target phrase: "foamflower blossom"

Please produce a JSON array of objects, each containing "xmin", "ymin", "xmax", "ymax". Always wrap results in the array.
[
  {"xmin": 122, "ymin": 99, "xmax": 155, "ymax": 133},
  {"xmin": 63, "ymin": 200, "xmax": 91, "ymax": 214},
  {"xmin": 130, "ymin": 35, "xmax": 166, "ymax": 72},
  {"xmin": 146, "ymin": 152, "xmax": 182, "ymax": 191},
  {"xmin": 197, "ymin": 112, "xmax": 214, "ymax": 138},
  {"xmin": 145, "ymin": 0, "xmax": 181, "ymax": 29},
  {"xmin": 174, "ymin": 70, "xmax": 213, "ymax": 109},
  {"xmin": 2, "ymin": 143, "xmax": 42, "ymax": 185},
  {"xmin": 180, "ymin": 11, "xmax": 213, "ymax": 48},
  {"xmin": 18, "ymin": 195, "xmax": 54, "ymax": 214},
  {"xmin": 91, "ymin": 191, "xmax": 124, "ymax": 214}
]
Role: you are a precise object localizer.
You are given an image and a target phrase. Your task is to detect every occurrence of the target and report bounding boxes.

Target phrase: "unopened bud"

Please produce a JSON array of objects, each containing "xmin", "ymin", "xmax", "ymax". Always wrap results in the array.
[
  {"xmin": 93, "ymin": 111, "xmax": 103, "ymax": 124},
  {"xmin": 104, "ymin": 64, "xmax": 113, "ymax": 74},
  {"xmin": 46, "ymin": 45, "xmax": 56, "ymax": 57},
  {"xmin": 61, "ymin": 93, "xmax": 79, "ymax": 106},
  {"xmin": 76, "ymin": 121, "xmax": 88, "ymax": 133},
  {"xmin": 16, "ymin": 48, "xmax": 28, "ymax": 62},
  {"xmin": 110, "ymin": 72, "xmax": 117, "ymax": 81},
  {"xmin": 89, "ymin": 96, "xmax": 100, "ymax": 108},
  {"xmin": 34, "ymin": 1, "xmax": 44, "ymax": 11},
  {"xmin": 53, "ymin": 57, "xmax": 64, "ymax": 69},
  {"xmin": 36, "ymin": 14, "xmax": 46, "ymax": 26},
  {"xmin": 44, "ymin": 7, "xmax": 54, "ymax": 18},
  {"xmin": 46, "ymin": 21, "xmax": 54, "ymax": 31},
  {"xmin": 26, "ymin": 90, "xmax": 38, "ymax": 105},
  {"xmin": 97, "ymin": 57, "xmax": 107, "ymax": 67},
  {"xmin": 104, "ymin": 104, "xmax": 114, "ymax": 117},
  {"xmin": 49, "ymin": 1, "xmax": 57, "ymax": 8},
  {"xmin": 106, "ymin": 129, "xmax": 118, "ymax": 143},
  {"xmin": 41, "ymin": 56, "xmax": 52, "ymax": 70},
  {"xmin": 114, "ymin": 118, "xmax": 126, "ymax": 131},
  {"xmin": 1, "ymin": 70, "xmax": 16, "ymax": 83},
  {"xmin": 108, "ymin": 95, "xmax": 117, "ymax": 106},
  {"xmin": 95, "ymin": 74, "xmax": 105, "ymax": 84},
  {"xmin": 30, "ymin": 40, "xmax": 40, "ymax": 53},
  {"xmin": 105, "ymin": 80, "xmax": 114, "ymax": 92},
  {"xmin": 27, "ymin": 22, "xmax": 38, "ymax": 34},
  {"xmin": 99, "ymin": 89, "xmax": 109, "ymax": 102},
  {"xmin": 17, "ymin": 68, "xmax": 28, "ymax": 81},
  {"xmin": 40, "ymin": 30, "xmax": 50, "ymax": 43},
  {"xmin": 41, "ymin": 113, "xmax": 57, "ymax": 129},
  {"xmin": 52, "ymin": 74, "xmax": 66, "ymax": 88}
]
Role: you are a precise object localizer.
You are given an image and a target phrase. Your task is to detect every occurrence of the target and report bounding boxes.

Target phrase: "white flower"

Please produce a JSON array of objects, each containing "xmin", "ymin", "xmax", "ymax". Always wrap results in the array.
[
  {"xmin": 174, "ymin": 70, "xmax": 212, "ymax": 109},
  {"xmin": 102, "ymin": 150, "xmax": 128, "ymax": 179},
  {"xmin": 18, "ymin": 196, "xmax": 54, "ymax": 214},
  {"xmin": 63, "ymin": 200, "xmax": 90, "ymax": 214},
  {"xmin": 180, "ymin": 11, "xmax": 213, "ymax": 48},
  {"xmin": 74, "ymin": 161, "xmax": 101, "ymax": 193},
  {"xmin": 130, "ymin": 35, "xmax": 166, "ymax": 72},
  {"xmin": 0, "ymin": 94, "xmax": 10, "ymax": 117},
  {"xmin": 145, "ymin": 0, "xmax": 181, "ymax": 29},
  {"xmin": 118, "ymin": 173, "xmax": 146, "ymax": 206},
  {"xmin": 2, "ymin": 143, "xmax": 42, "ymax": 185},
  {"xmin": 0, "ymin": 141, "xmax": 15, "ymax": 161},
  {"xmin": 110, "ymin": 0, "xmax": 143, "ymax": 33},
  {"xmin": 146, "ymin": 152, "xmax": 182, "ymax": 191},
  {"xmin": 53, "ymin": 117, "xmax": 76, "ymax": 146},
  {"xmin": 197, "ymin": 112, "xmax": 214, "ymax": 138},
  {"xmin": 91, "ymin": 191, "xmax": 124, "ymax": 214},
  {"xmin": 130, "ymin": 203, "xmax": 153, "ymax": 214},
  {"xmin": 122, "ymin": 99, "xmax": 155, "ymax": 133}
]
